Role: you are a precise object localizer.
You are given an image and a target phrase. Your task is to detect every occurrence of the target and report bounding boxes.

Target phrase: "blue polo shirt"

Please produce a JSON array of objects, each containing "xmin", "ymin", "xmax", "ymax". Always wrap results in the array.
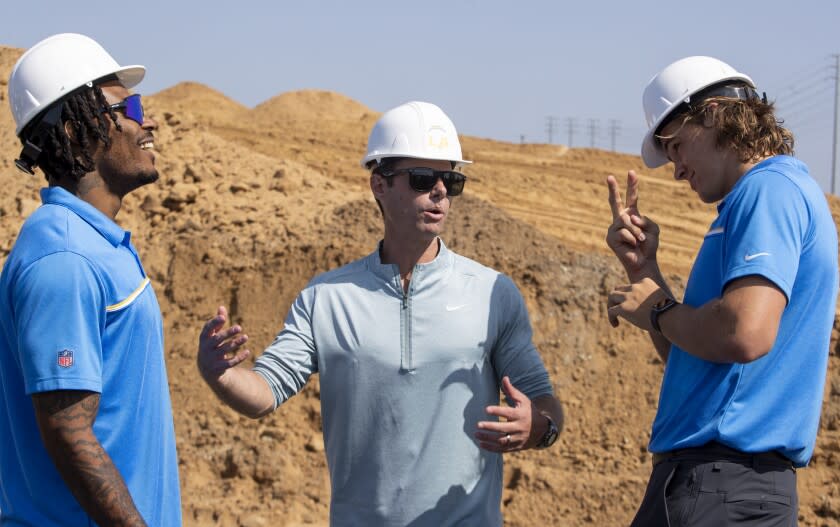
[
  {"xmin": 649, "ymin": 156, "xmax": 838, "ymax": 467},
  {"xmin": 0, "ymin": 187, "xmax": 181, "ymax": 526}
]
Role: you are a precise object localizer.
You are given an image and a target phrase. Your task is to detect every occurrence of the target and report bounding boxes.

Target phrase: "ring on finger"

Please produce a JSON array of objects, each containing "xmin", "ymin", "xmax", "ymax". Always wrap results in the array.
[{"xmin": 505, "ymin": 433, "xmax": 511, "ymax": 444}]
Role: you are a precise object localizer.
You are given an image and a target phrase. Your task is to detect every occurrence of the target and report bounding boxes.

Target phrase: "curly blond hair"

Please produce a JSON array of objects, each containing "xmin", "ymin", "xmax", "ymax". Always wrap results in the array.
[{"xmin": 659, "ymin": 95, "xmax": 794, "ymax": 163}]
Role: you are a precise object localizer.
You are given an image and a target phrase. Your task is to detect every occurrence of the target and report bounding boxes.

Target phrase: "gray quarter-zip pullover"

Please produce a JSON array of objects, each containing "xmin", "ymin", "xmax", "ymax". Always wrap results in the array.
[{"xmin": 254, "ymin": 239, "xmax": 554, "ymax": 526}]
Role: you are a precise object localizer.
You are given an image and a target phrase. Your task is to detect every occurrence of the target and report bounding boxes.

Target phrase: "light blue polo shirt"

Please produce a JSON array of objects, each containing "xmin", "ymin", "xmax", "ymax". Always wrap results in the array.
[
  {"xmin": 0, "ymin": 187, "xmax": 181, "ymax": 526},
  {"xmin": 650, "ymin": 156, "xmax": 838, "ymax": 467}
]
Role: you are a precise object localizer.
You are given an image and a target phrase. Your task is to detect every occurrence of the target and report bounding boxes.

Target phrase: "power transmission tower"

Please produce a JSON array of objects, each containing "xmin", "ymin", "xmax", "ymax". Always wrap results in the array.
[
  {"xmin": 567, "ymin": 118, "xmax": 578, "ymax": 147},
  {"xmin": 609, "ymin": 119, "xmax": 621, "ymax": 152},
  {"xmin": 588, "ymin": 119, "xmax": 599, "ymax": 147},
  {"xmin": 832, "ymin": 54, "xmax": 840, "ymax": 195},
  {"xmin": 545, "ymin": 116, "xmax": 561, "ymax": 144}
]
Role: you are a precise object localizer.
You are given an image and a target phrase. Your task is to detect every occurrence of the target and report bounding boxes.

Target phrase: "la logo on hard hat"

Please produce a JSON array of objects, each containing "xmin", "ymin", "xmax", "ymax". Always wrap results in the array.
[{"xmin": 427, "ymin": 126, "xmax": 449, "ymax": 151}]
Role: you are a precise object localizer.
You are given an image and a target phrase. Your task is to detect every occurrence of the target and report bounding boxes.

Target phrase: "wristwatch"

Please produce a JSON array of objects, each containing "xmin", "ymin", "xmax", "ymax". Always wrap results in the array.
[
  {"xmin": 536, "ymin": 414, "xmax": 559, "ymax": 449},
  {"xmin": 650, "ymin": 297, "xmax": 679, "ymax": 333}
]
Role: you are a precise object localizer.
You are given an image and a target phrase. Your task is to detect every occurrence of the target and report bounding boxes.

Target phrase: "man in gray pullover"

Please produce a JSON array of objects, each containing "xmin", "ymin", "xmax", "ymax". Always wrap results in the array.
[{"xmin": 197, "ymin": 101, "xmax": 564, "ymax": 526}]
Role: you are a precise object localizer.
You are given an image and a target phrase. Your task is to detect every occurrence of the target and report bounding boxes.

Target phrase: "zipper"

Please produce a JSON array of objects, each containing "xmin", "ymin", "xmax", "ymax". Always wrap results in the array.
[{"xmin": 397, "ymin": 268, "xmax": 415, "ymax": 373}]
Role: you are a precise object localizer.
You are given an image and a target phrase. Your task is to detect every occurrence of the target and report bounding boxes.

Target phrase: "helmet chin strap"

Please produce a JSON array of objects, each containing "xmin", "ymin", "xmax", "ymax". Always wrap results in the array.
[{"xmin": 15, "ymin": 103, "xmax": 64, "ymax": 175}]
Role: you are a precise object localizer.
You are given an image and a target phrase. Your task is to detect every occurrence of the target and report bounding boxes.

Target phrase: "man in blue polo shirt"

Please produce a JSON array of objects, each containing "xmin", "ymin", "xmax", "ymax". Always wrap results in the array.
[
  {"xmin": 0, "ymin": 34, "xmax": 181, "ymax": 526},
  {"xmin": 606, "ymin": 56, "xmax": 838, "ymax": 525}
]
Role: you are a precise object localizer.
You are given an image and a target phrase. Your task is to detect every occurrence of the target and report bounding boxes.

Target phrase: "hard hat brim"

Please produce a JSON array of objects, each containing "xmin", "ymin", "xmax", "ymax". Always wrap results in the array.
[
  {"xmin": 360, "ymin": 154, "xmax": 472, "ymax": 169},
  {"xmin": 113, "ymin": 65, "xmax": 146, "ymax": 90}
]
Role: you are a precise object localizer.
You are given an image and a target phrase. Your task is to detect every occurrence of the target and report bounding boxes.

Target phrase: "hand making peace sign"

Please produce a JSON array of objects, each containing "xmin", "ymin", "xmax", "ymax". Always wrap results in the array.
[{"xmin": 605, "ymin": 170, "xmax": 660, "ymax": 279}]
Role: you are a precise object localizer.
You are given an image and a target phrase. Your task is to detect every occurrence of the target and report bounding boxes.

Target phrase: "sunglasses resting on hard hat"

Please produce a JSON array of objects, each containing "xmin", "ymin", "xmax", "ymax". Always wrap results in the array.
[
  {"xmin": 101, "ymin": 94, "xmax": 145, "ymax": 126},
  {"xmin": 380, "ymin": 167, "xmax": 467, "ymax": 196}
]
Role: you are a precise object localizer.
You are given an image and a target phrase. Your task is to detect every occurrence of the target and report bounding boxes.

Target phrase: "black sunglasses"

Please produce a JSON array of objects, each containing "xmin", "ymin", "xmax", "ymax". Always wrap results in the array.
[
  {"xmin": 101, "ymin": 94, "xmax": 145, "ymax": 126},
  {"xmin": 381, "ymin": 167, "xmax": 467, "ymax": 196}
]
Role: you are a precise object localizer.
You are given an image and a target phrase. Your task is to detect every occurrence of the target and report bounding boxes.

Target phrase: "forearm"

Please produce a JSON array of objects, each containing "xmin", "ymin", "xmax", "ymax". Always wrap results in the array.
[
  {"xmin": 206, "ymin": 366, "xmax": 276, "ymax": 418},
  {"xmin": 33, "ymin": 392, "xmax": 145, "ymax": 526},
  {"xmin": 48, "ymin": 431, "xmax": 145, "ymax": 526},
  {"xmin": 657, "ymin": 296, "xmax": 775, "ymax": 363},
  {"xmin": 633, "ymin": 262, "xmax": 675, "ymax": 363}
]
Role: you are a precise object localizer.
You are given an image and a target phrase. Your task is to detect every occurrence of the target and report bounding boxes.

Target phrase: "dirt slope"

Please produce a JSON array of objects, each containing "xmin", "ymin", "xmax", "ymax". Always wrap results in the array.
[{"xmin": 1, "ymin": 44, "xmax": 839, "ymax": 526}]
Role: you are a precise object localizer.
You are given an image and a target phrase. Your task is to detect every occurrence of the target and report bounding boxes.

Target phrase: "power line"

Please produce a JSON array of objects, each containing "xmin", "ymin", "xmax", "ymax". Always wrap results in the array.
[
  {"xmin": 779, "ymin": 97, "xmax": 834, "ymax": 121},
  {"xmin": 787, "ymin": 123, "xmax": 830, "ymax": 137},
  {"xmin": 774, "ymin": 81, "xmax": 834, "ymax": 111},
  {"xmin": 776, "ymin": 61, "xmax": 829, "ymax": 86},
  {"xmin": 541, "ymin": 116, "xmax": 634, "ymax": 151},
  {"xmin": 773, "ymin": 81, "xmax": 833, "ymax": 117},
  {"xmin": 771, "ymin": 60, "xmax": 833, "ymax": 98},
  {"xmin": 778, "ymin": 99, "xmax": 833, "ymax": 119}
]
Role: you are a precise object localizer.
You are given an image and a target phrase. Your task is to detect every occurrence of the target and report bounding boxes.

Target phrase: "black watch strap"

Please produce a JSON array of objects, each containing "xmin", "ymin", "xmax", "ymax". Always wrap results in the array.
[
  {"xmin": 536, "ymin": 414, "xmax": 559, "ymax": 449},
  {"xmin": 650, "ymin": 297, "xmax": 678, "ymax": 333}
]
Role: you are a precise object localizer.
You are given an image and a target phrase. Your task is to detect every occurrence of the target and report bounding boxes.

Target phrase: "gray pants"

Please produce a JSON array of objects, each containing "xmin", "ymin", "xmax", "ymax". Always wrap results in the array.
[{"xmin": 630, "ymin": 443, "xmax": 798, "ymax": 527}]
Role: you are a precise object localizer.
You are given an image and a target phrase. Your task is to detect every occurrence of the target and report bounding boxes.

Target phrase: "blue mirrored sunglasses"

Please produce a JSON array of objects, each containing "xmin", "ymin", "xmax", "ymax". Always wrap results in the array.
[{"xmin": 103, "ymin": 94, "xmax": 144, "ymax": 125}]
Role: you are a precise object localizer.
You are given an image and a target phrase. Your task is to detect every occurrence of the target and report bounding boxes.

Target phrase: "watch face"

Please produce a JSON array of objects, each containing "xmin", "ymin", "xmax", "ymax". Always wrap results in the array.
[
  {"xmin": 544, "ymin": 428, "xmax": 559, "ymax": 447},
  {"xmin": 539, "ymin": 418, "xmax": 559, "ymax": 448}
]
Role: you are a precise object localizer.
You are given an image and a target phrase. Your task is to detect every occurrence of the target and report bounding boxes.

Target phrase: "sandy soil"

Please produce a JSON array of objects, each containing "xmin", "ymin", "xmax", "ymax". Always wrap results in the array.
[{"xmin": 1, "ymin": 45, "xmax": 839, "ymax": 526}]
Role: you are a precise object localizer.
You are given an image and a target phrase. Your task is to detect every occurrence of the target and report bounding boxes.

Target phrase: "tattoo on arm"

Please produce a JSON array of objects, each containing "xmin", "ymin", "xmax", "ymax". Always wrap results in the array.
[{"xmin": 32, "ymin": 391, "xmax": 147, "ymax": 527}]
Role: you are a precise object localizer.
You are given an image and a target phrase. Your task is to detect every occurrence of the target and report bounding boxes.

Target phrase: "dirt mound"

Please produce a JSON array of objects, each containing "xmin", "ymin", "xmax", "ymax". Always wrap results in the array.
[
  {"xmin": 150, "ymin": 82, "xmax": 248, "ymax": 126},
  {"xmin": 1, "ymin": 43, "xmax": 839, "ymax": 526},
  {"xmin": 253, "ymin": 89, "xmax": 377, "ymax": 124}
]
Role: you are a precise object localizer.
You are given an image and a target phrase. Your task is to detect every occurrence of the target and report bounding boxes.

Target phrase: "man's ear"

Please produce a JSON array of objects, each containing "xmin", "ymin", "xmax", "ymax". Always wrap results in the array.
[
  {"xmin": 370, "ymin": 172, "xmax": 386, "ymax": 197},
  {"xmin": 703, "ymin": 102, "xmax": 719, "ymax": 128}
]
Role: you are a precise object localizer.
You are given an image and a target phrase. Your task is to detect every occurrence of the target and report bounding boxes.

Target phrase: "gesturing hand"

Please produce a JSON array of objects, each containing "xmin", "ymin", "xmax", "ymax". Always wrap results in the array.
[
  {"xmin": 606, "ymin": 170, "xmax": 660, "ymax": 278},
  {"xmin": 475, "ymin": 377, "xmax": 542, "ymax": 453},
  {"xmin": 197, "ymin": 306, "xmax": 251, "ymax": 386},
  {"xmin": 607, "ymin": 277, "xmax": 669, "ymax": 330}
]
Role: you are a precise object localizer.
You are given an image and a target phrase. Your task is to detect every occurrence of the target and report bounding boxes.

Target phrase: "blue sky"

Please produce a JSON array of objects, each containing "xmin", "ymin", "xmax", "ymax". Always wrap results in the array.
[{"xmin": 3, "ymin": 1, "xmax": 839, "ymax": 193}]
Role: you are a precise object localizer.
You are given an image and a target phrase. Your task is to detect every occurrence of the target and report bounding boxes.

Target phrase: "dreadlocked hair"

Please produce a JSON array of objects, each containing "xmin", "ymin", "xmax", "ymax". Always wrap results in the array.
[
  {"xmin": 33, "ymin": 84, "xmax": 122, "ymax": 182},
  {"xmin": 670, "ymin": 96, "xmax": 794, "ymax": 163}
]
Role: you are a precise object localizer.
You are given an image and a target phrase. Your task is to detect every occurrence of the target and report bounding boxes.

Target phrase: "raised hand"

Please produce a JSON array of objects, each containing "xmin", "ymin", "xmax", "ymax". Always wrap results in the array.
[
  {"xmin": 606, "ymin": 170, "xmax": 660, "ymax": 279},
  {"xmin": 197, "ymin": 306, "xmax": 251, "ymax": 386}
]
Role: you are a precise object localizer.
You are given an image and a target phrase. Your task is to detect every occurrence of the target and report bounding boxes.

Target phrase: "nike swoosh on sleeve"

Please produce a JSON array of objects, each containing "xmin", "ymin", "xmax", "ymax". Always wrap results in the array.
[{"xmin": 744, "ymin": 252, "xmax": 772, "ymax": 261}]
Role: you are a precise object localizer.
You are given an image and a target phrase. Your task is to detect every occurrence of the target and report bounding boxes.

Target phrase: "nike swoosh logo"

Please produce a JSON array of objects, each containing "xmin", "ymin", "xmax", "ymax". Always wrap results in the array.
[
  {"xmin": 445, "ymin": 304, "xmax": 468, "ymax": 311},
  {"xmin": 744, "ymin": 252, "xmax": 771, "ymax": 261}
]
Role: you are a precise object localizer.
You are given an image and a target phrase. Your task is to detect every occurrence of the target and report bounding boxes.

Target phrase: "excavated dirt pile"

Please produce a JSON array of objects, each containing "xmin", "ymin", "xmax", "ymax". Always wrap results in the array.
[{"xmin": 1, "ymin": 45, "xmax": 839, "ymax": 526}]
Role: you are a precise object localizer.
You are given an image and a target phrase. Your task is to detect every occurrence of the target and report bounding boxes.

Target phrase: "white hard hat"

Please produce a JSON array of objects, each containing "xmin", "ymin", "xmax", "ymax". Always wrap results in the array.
[
  {"xmin": 361, "ymin": 101, "xmax": 472, "ymax": 169},
  {"xmin": 9, "ymin": 33, "xmax": 145, "ymax": 136},
  {"xmin": 641, "ymin": 56, "xmax": 754, "ymax": 168}
]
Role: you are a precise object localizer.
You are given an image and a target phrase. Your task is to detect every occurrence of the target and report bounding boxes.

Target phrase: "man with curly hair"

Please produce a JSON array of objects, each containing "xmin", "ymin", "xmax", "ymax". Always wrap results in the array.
[
  {"xmin": 0, "ymin": 34, "xmax": 180, "ymax": 526},
  {"xmin": 606, "ymin": 56, "xmax": 838, "ymax": 526}
]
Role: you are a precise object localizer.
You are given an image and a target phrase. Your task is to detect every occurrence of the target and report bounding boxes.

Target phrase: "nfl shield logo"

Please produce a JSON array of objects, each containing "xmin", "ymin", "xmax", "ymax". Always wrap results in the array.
[{"xmin": 57, "ymin": 350, "xmax": 74, "ymax": 368}]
